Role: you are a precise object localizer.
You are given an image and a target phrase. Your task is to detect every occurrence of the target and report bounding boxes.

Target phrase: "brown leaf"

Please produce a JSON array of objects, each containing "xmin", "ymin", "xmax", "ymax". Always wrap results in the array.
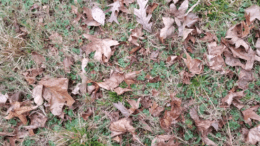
[
  {"xmin": 245, "ymin": 5, "xmax": 260, "ymax": 22},
  {"xmin": 82, "ymin": 7, "xmax": 101, "ymax": 26},
  {"xmin": 0, "ymin": 93, "xmax": 8, "ymax": 104},
  {"xmin": 82, "ymin": 34, "xmax": 119, "ymax": 63},
  {"xmin": 110, "ymin": 118, "xmax": 136, "ymax": 137},
  {"xmin": 63, "ymin": 56, "xmax": 74, "ymax": 73},
  {"xmin": 151, "ymin": 135, "xmax": 178, "ymax": 146},
  {"xmin": 242, "ymin": 105, "xmax": 260, "ymax": 126},
  {"xmin": 97, "ymin": 70, "xmax": 140, "ymax": 91},
  {"xmin": 23, "ymin": 68, "xmax": 44, "ymax": 84},
  {"xmin": 114, "ymin": 87, "xmax": 132, "ymax": 95},
  {"xmin": 166, "ymin": 55, "xmax": 178, "ymax": 66},
  {"xmin": 183, "ymin": 51, "xmax": 203, "ymax": 74},
  {"xmin": 24, "ymin": 112, "xmax": 47, "ymax": 130},
  {"xmin": 134, "ymin": 0, "xmax": 153, "ymax": 32},
  {"xmin": 225, "ymin": 35, "xmax": 249, "ymax": 51},
  {"xmin": 246, "ymin": 125, "xmax": 260, "ymax": 144},
  {"xmin": 160, "ymin": 17, "xmax": 175, "ymax": 42},
  {"xmin": 49, "ymin": 32, "xmax": 63, "ymax": 44},
  {"xmin": 151, "ymin": 89, "xmax": 159, "ymax": 96},
  {"xmin": 221, "ymin": 89, "xmax": 244, "ymax": 107},
  {"xmin": 160, "ymin": 94, "xmax": 182, "ymax": 130},
  {"xmin": 5, "ymin": 101, "xmax": 38, "ymax": 125},
  {"xmin": 179, "ymin": 70, "xmax": 194, "ymax": 84},
  {"xmin": 206, "ymin": 42, "xmax": 226, "ymax": 71},
  {"xmin": 31, "ymin": 52, "xmax": 45, "ymax": 66},
  {"xmin": 128, "ymin": 98, "xmax": 141, "ymax": 114},
  {"xmin": 150, "ymin": 50, "xmax": 159, "ymax": 61},
  {"xmin": 146, "ymin": 3, "xmax": 158, "ymax": 14},
  {"xmin": 237, "ymin": 69, "xmax": 254, "ymax": 90},
  {"xmin": 39, "ymin": 78, "xmax": 75, "ymax": 118},
  {"xmin": 128, "ymin": 27, "xmax": 144, "ymax": 47},
  {"xmin": 141, "ymin": 96, "xmax": 152, "ymax": 108},
  {"xmin": 223, "ymin": 50, "xmax": 245, "ymax": 69},
  {"xmin": 71, "ymin": 5, "xmax": 78, "ymax": 14},
  {"xmin": 113, "ymin": 102, "xmax": 130, "ymax": 117},
  {"xmin": 82, "ymin": 108, "xmax": 93, "ymax": 121},
  {"xmin": 130, "ymin": 46, "xmax": 141, "ymax": 54},
  {"xmin": 108, "ymin": 1, "xmax": 120, "ymax": 24},
  {"xmin": 200, "ymin": 32, "xmax": 217, "ymax": 43},
  {"xmin": 190, "ymin": 107, "xmax": 217, "ymax": 146},
  {"xmin": 149, "ymin": 101, "xmax": 164, "ymax": 117},
  {"xmin": 32, "ymin": 85, "xmax": 43, "ymax": 106}
]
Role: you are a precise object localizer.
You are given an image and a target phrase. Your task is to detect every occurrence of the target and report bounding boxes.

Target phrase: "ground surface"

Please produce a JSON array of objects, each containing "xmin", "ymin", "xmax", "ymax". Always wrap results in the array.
[{"xmin": 1, "ymin": 0, "xmax": 260, "ymax": 146}]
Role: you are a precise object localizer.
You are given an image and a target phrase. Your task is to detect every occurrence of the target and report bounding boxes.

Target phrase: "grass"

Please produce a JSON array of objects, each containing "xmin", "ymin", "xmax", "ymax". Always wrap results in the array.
[{"xmin": 1, "ymin": 0, "xmax": 260, "ymax": 145}]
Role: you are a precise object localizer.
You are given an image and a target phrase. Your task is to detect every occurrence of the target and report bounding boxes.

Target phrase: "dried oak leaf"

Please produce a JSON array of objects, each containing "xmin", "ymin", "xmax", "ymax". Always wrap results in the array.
[
  {"xmin": 23, "ymin": 68, "xmax": 44, "ymax": 84},
  {"xmin": 183, "ymin": 51, "xmax": 203, "ymax": 74},
  {"xmin": 128, "ymin": 98, "xmax": 141, "ymax": 114},
  {"xmin": 128, "ymin": 27, "xmax": 144, "ymax": 47},
  {"xmin": 82, "ymin": 7, "xmax": 101, "ymax": 26},
  {"xmin": 151, "ymin": 135, "xmax": 178, "ymax": 146},
  {"xmin": 97, "ymin": 70, "xmax": 140, "ymax": 94},
  {"xmin": 160, "ymin": 94, "xmax": 182, "ymax": 131},
  {"xmin": 200, "ymin": 32, "xmax": 217, "ymax": 43},
  {"xmin": 63, "ymin": 56, "xmax": 74, "ymax": 73},
  {"xmin": 160, "ymin": 17, "xmax": 175, "ymax": 43},
  {"xmin": 179, "ymin": 70, "xmax": 194, "ymax": 84},
  {"xmin": 221, "ymin": 88, "xmax": 244, "ymax": 108},
  {"xmin": 223, "ymin": 50, "xmax": 245, "ymax": 69},
  {"xmin": 108, "ymin": 1, "xmax": 120, "ymax": 24},
  {"xmin": 24, "ymin": 112, "xmax": 47, "ymax": 130},
  {"xmin": 5, "ymin": 101, "xmax": 38, "ymax": 125},
  {"xmin": 246, "ymin": 125, "xmax": 260, "ymax": 145},
  {"xmin": 245, "ymin": 5, "xmax": 260, "ymax": 22},
  {"xmin": 149, "ymin": 101, "xmax": 164, "ymax": 117},
  {"xmin": 190, "ymin": 107, "xmax": 217, "ymax": 146},
  {"xmin": 82, "ymin": 34, "xmax": 119, "ymax": 63},
  {"xmin": 39, "ymin": 78, "xmax": 75, "ymax": 118},
  {"xmin": 32, "ymin": 85, "xmax": 43, "ymax": 106},
  {"xmin": 110, "ymin": 118, "xmax": 141, "ymax": 143},
  {"xmin": 237, "ymin": 69, "xmax": 254, "ymax": 90},
  {"xmin": 206, "ymin": 42, "xmax": 226, "ymax": 71},
  {"xmin": 242, "ymin": 105, "xmax": 260, "ymax": 126},
  {"xmin": 134, "ymin": 0, "xmax": 153, "ymax": 32}
]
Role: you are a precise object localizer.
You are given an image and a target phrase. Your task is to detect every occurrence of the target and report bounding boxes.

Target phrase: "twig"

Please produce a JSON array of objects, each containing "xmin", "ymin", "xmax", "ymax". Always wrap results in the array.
[{"xmin": 185, "ymin": 0, "xmax": 201, "ymax": 16}]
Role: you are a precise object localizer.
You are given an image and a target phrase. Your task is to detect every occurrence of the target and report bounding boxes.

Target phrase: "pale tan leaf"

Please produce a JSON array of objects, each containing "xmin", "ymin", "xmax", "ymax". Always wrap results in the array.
[
  {"xmin": 245, "ymin": 5, "xmax": 260, "ymax": 22},
  {"xmin": 113, "ymin": 102, "xmax": 130, "ymax": 117},
  {"xmin": 49, "ymin": 32, "xmax": 62, "ymax": 44},
  {"xmin": 108, "ymin": 1, "xmax": 120, "ymax": 24},
  {"xmin": 110, "ymin": 118, "xmax": 135, "ymax": 137},
  {"xmin": 114, "ymin": 87, "xmax": 132, "ymax": 95},
  {"xmin": 134, "ymin": 0, "xmax": 152, "ymax": 32},
  {"xmin": 0, "ymin": 93, "xmax": 8, "ymax": 104},
  {"xmin": 91, "ymin": 6, "xmax": 105, "ymax": 25},
  {"xmin": 32, "ymin": 85, "xmax": 43, "ymax": 106}
]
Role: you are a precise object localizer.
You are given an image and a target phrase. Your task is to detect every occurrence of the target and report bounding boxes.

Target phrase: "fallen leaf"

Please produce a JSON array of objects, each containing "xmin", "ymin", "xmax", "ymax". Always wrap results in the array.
[
  {"xmin": 160, "ymin": 93, "xmax": 182, "ymax": 130},
  {"xmin": 32, "ymin": 85, "xmax": 43, "ymax": 106},
  {"xmin": 151, "ymin": 89, "xmax": 159, "ymax": 96},
  {"xmin": 5, "ymin": 101, "xmax": 38, "ymax": 125},
  {"xmin": 128, "ymin": 27, "xmax": 144, "ymax": 46},
  {"xmin": 82, "ymin": 108, "xmax": 93, "ymax": 121},
  {"xmin": 113, "ymin": 102, "xmax": 130, "ymax": 117},
  {"xmin": 130, "ymin": 46, "xmax": 141, "ymax": 54},
  {"xmin": 246, "ymin": 125, "xmax": 260, "ymax": 145},
  {"xmin": 63, "ymin": 56, "xmax": 74, "ymax": 73},
  {"xmin": 151, "ymin": 135, "xmax": 178, "ymax": 146},
  {"xmin": 91, "ymin": 6, "xmax": 105, "ymax": 25},
  {"xmin": 242, "ymin": 105, "xmax": 260, "ymax": 126},
  {"xmin": 31, "ymin": 52, "xmax": 45, "ymax": 66},
  {"xmin": 206, "ymin": 42, "xmax": 226, "ymax": 71},
  {"xmin": 71, "ymin": 5, "xmax": 78, "ymax": 14},
  {"xmin": 200, "ymin": 32, "xmax": 217, "ymax": 42},
  {"xmin": 190, "ymin": 107, "xmax": 217, "ymax": 146},
  {"xmin": 150, "ymin": 50, "xmax": 159, "ymax": 61},
  {"xmin": 225, "ymin": 35, "xmax": 249, "ymax": 51},
  {"xmin": 82, "ymin": 34, "xmax": 119, "ymax": 63},
  {"xmin": 183, "ymin": 51, "xmax": 203, "ymax": 74},
  {"xmin": 160, "ymin": 17, "xmax": 175, "ymax": 42},
  {"xmin": 134, "ymin": 0, "xmax": 153, "ymax": 32},
  {"xmin": 127, "ymin": 98, "xmax": 141, "ymax": 114},
  {"xmin": 114, "ymin": 87, "xmax": 132, "ymax": 95},
  {"xmin": 149, "ymin": 101, "xmax": 164, "ymax": 117},
  {"xmin": 23, "ymin": 68, "xmax": 44, "ymax": 84},
  {"xmin": 97, "ymin": 70, "xmax": 140, "ymax": 91},
  {"xmin": 245, "ymin": 5, "xmax": 260, "ymax": 22},
  {"xmin": 108, "ymin": 1, "xmax": 120, "ymax": 24},
  {"xmin": 140, "ymin": 120, "xmax": 152, "ymax": 132},
  {"xmin": 179, "ymin": 70, "xmax": 194, "ymax": 84},
  {"xmin": 0, "ymin": 93, "xmax": 8, "ymax": 104},
  {"xmin": 49, "ymin": 32, "xmax": 63, "ymax": 44},
  {"xmin": 221, "ymin": 88, "xmax": 245, "ymax": 107},
  {"xmin": 112, "ymin": 136, "xmax": 121, "ymax": 143},
  {"xmin": 110, "ymin": 118, "xmax": 136, "ymax": 137},
  {"xmin": 82, "ymin": 7, "xmax": 101, "ymax": 26},
  {"xmin": 223, "ymin": 50, "xmax": 245, "ymax": 69},
  {"xmin": 166, "ymin": 55, "xmax": 178, "ymax": 66},
  {"xmin": 237, "ymin": 69, "xmax": 254, "ymax": 89},
  {"xmin": 39, "ymin": 78, "xmax": 75, "ymax": 118},
  {"xmin": 141, "ymin": 96, "xmax": 152, "ymax": 108},
  {"xmin": 146, "ymin": 3, "xmax": 158, "ymax": 14},
  {"xmin": 24, "ymin": 112, "xmax": 47, "ymax": 130},
  {"xmin": 81, "ymin": 58, "xmax": 89, "ymax": 73}
]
